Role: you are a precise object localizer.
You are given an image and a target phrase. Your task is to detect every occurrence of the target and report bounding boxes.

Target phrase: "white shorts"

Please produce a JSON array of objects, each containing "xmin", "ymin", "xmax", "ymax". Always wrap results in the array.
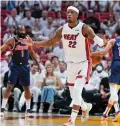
[{"xmin": 66, "ymin": 60, "xmax": 92, "ymax": 85}]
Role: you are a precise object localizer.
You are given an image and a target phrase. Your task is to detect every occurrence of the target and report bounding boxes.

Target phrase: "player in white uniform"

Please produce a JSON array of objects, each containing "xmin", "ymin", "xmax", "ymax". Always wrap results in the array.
[{"xmin": 22, "ymin": 6, "xmax": 105, "ymax": 126}]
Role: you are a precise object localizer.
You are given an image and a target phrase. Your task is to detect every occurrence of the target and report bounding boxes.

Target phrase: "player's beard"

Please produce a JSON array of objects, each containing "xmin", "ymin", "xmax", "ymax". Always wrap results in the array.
[
  {"xmin": 17, "ymin": 32, "xmax": 26, "ymax": 38},
  {"xmin": 67, "ymin": 19, "xmax": 72, "ymax": 23}
]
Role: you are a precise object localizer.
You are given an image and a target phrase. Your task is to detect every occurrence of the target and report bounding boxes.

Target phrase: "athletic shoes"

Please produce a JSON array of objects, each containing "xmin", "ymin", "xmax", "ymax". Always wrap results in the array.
[
  {"xmin": 101, "ymin": 114, "xmax": 108, "ymax": 121},
  {"xmin": 25, "ymin": 109, "xmax": 33, "ymax": 117},
  {"xmin": 81, "ymin": 103, "xmax": 92, "ymax": 123},
  {"xmin": 0, "ymin": 108, "xmax": 5, "ymax": 117},
  {"xmin": 63, "ymin": 118, "xmax": 75, "ymax": 126},
  {"xmin": 112, "ymin": 111, "xmax": 120, "ymax": 122}
]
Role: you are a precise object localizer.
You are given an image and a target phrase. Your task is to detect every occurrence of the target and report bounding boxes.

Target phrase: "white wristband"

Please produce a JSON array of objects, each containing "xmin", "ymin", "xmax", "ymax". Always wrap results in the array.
[{"xmin": 93, "ymin": 35, "xmax": 104, "ymax": 47}]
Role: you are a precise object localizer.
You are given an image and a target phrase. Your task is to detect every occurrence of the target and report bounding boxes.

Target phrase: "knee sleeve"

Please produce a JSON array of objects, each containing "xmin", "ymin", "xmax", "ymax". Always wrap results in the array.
[
  {"xmin": 72, "ymin": 77, "xmax": 86, "ymax": 105},
  {"xmin": 109, "ymin": 85, "xmax": 118, "ymax": 102}
]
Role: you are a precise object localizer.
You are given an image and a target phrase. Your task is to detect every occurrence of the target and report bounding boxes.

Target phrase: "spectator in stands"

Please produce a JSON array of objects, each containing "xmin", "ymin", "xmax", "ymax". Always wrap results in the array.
[
  {"xmin": 32, "ymin": 2, "xmax": 42, "ymax": 18},
  {"xmin": 2, "ymin": 72, "xmax": 23, "ymax": 112},
  {"xmin": 101, "ymin": 15, "xmax": 118, "ymax": 37},
  {"xmin": 84, "ymin": 75, "xmax": 101, "ymax": 91},
  {"xmin": 3, "ymin": 25, "xmax": 16, "ymax": 43},
  {"xmin": 83, "ymin": 75, "xmax": 102, "ymax": 114},
  {"xmin": 4, "ymin": 8, "xmax": 21, "ymax": 28},
  {"xmin": 99, "ymin": 77, "xmax": 110, "ymax": 112},
  {"xmin": 48, "ymin": 1, "xmax": 61, "ymax": 12},
  {"xmin": 83, "ymin": 10, "xmax": 100, "ymax": 33},
  {"xmin": 52, "ymin": 11, "xmax": 66, "ymax": 28},
  {"xmin": 39, "ymin": 10, "xmax": 48, "ymax": 28},
  {"xmin": 7, "ymin": 1, "xmax": 16, "ymax": 10},
  {"xmin": 92, "ymin": 64, "xmax": 108, "ymax": 79},
  {"xmin": 111, "ymin": 1, "xmax": 120, "ymax": 19},
  {"xmin": 0, "ymin": 51, "xmax": 12, "ymax": 87},
  {"xmin": 73, "ymin": 1, "xmax": 88, "ymax": 13},
  {"xmin": 83, "ymin": 65, "xmax": 108, "ymax": 114},
  {"xmin": 53, "ymin": 41, "xmax": 65, "ymax": 61},
  {"xmin": 40, "ymin": 16, "xmax": 56, "ymax": 38},
  {"xmin": 15, "ymin": 1, "xmax": 32, "ymax": 11},
  {"xmin": 1, "ymin": 1, "xmax": 7, "ymax": 9},
  {"xmin": 17, "ymin": 4, "xmax": 25, "ymax": 19},
  {"xmin": 20, "ymin": 10, "xmax": 35, "ymax": 28},
  {"xmin": 51, "ymin": 56, "xmax": 60, "ymax": 74},
  {"xmin": 56, "ymin": 61, "xmax": 67, "ymax": 88},
  {"xmin": 19, "ymin": 64, "xmax": 42, "ymax": 112},
  {"xmin": 40, "ymin": 63, "xmax": 62, "ymax": 113},
  {"xmin": 85, "ymin": 64, "xmax": 108, "ymax": 91},
  {"xmin": 25, "ymin": 25, "xmax": 34, "ymax": 38},
  {"xmin": 100, "ymin": 77, "xmax": 110, "ymax": 100},
  {"xmin": 91, "ymin": 1, "xmax": 110, "ymax": 12},
  {"xmin": 32, "ymin": 18, "xmax": 44, "ymax": 40},
  {"xmin": 89, "ymin": 1, "xmax": 100, "ymax": 12}
]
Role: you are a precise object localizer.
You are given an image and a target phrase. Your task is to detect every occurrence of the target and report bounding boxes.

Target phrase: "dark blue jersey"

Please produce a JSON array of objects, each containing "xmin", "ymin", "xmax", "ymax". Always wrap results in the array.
[
  {"xmin": 112, "ymin": 37, "xmax": 120, "ymax": 61},
  {"xmin": 11, "ymin": 37, "xmax": 29, "ymax": 65}
]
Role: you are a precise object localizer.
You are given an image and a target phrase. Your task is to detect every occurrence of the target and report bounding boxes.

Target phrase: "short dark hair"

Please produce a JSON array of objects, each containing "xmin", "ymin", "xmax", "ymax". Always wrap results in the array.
[
  {"xmin": 51, "ymin": 56, "xmax": 59, "ymax": 62},
  {"xmin": 59, "ymin": 61, "xmax": 67, "ymax": 67},
  {"xmin": 116, "ymin": 27, "xmax": 120, "ymax": 35}
]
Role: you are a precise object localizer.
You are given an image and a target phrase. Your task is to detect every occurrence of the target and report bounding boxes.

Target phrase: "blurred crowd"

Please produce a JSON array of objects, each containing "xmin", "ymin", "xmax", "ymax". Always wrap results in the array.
[{"xmin": 1, "ymin": 0, "xmax": 120, "ymax": 114}]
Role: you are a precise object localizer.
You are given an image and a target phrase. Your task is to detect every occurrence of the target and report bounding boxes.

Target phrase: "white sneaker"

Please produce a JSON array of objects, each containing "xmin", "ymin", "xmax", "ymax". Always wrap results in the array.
[
  {"xmin": 13, "ymin": 107, "xmax": 18, "ymax": 112},
  {"xmin": 48, "ymin": 104, "xmax": 53, "ymax": 113},
  {"xmin": 0, "ymin": 108, "xmax": 5, "ymax": 117},
  {"xmin": 39, "ymin": 109, "xmax": 43, "ymax": 113},
  {"xmin": 39, "ymin": 104, "xmax": 43, "ymax": 113},
  {"xmin": 31, "ymin": 105, "xmax": 37, "ymax": 112},
  {"xmin": 25, "ymin": 109, "xmax": 33, "ymax": 117},
  {"xmin": 63, "ymin": 118, "xmax": 75, "ymax": 126},
  {"xmin": 81, "ymin": 103, "xmax": 92, "ymax": 123}
]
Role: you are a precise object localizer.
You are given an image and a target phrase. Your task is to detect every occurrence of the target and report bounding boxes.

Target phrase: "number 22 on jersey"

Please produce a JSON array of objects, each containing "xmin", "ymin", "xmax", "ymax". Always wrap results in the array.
[{"xmin": 68, "ymin": 41, "xmax": 77, "ymax": 48}]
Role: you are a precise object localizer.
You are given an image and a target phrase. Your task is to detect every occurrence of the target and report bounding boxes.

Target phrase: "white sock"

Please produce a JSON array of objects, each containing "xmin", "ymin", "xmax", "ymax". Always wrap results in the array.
[
  {"xmin": 26, "ymin": 99, "xmax": 31, "ymax": 110},
  {"xmin": 70, "ymin": 109, "xmax": 79, "ymax": 123},
  {"xmin": 114, "ymin": 103, "xmax": 119, "ymax": 112},
  {"xmin": 2, "ymin": 98, "xmax": 8, "ymax": 109}
]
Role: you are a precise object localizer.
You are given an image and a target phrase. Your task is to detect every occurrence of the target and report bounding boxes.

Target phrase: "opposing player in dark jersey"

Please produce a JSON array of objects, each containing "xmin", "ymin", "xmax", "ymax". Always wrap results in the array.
[
  {"xmin": 92, "ymin": 27, "xmax": 120, "ymax": 122},
  {"xmin": 0, "ymin": 25, "xmax": 40, "ymax": 117}
]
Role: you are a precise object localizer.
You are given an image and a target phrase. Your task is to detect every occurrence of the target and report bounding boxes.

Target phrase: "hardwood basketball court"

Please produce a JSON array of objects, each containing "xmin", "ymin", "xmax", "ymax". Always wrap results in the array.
[{"xmin": 0, "ymin": 112, "xmax": 120, "ymax": 126}]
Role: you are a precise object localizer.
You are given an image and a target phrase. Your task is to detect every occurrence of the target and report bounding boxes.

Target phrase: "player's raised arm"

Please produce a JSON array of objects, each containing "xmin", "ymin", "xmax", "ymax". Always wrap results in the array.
[
  {"xmin": 91, "ymin": 39, "xmax": 115, "ymax": 56},
  {"xmin": 24, "ymin": 27, "xmax": 63, "ymax": 48},
  {"xmin": 1, "ymin": 38, "xmax": 14, "ymax": 54},
  {"xmin": 82, "ymin": 24, "xmax": 107, "ymax": 47}
]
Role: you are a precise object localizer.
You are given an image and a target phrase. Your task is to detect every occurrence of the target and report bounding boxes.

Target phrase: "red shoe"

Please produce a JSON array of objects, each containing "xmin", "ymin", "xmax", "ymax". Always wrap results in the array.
[
  {"xmin": 101, "ymin": 114, "xmax": 108, "ymax": 121},
  {"xmin": 63, "ymin": 118, "xmax": 75, "ymax": 126}
]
